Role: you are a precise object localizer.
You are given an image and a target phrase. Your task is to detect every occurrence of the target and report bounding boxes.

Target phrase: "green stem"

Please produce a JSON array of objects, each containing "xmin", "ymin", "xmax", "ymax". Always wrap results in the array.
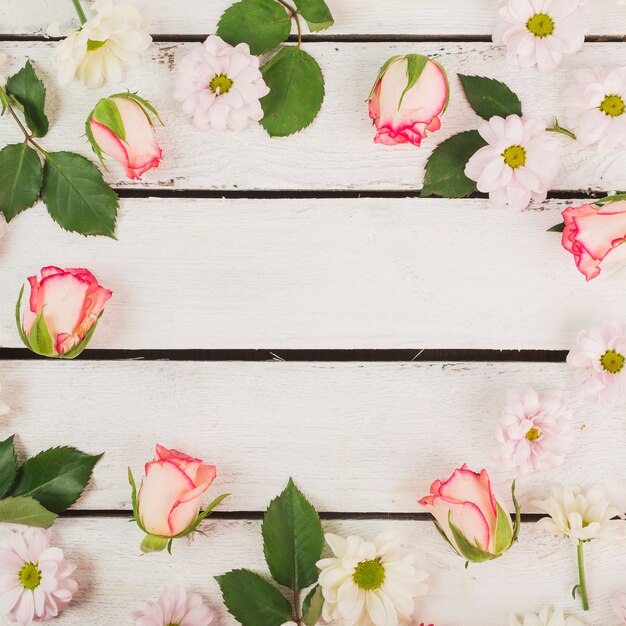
[
  {"xmin": 70, "ymin": 0, "xmax": 88, "ymax": 24},
  {"xmin": 276, "ymin": 0, "xmax": 302, "ymax": 48},
  {"xmin": 546, "ymin": 118, "xmax": 577, "ymax": 141},
  {"xmin": 577, "ymin": 541, "xmax": 590, "ymax": 611}
]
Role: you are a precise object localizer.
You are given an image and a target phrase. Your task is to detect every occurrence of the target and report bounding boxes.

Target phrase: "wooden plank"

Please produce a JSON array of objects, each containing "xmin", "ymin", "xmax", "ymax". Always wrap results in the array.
[
  {"xmin": 3, "ymin": 360, "xmax": 626, "ymax": 512},
  {"xmin": 2, "ymin": 0, "xmax": 625, "ymax": 37},
  {"xmin": 1, "ymin": 198, "xmax": 625, "ymax": 350},
  {"xmin": 1, "ymin": 41, "xmax": 625, "ymax": 191},
  {"xmin": 43, "ymin": 516, "xmax": 626, "ymax": 624}
]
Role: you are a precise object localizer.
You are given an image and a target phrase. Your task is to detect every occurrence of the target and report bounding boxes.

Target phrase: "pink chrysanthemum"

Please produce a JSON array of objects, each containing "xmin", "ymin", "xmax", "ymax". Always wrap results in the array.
[
  {"xmin": 0, "ymin": 528, "xmax": 77, "ymax": 625},
  {"xmin": 132, "ymin": 586, "xmax": 215, "ymax": 626},
  {"xmin": 493, "ymin": 388, "xmax": 574, "ymax": 477},
  {"xmin": 567, "ymin": 321, "xmax": 626, "ymax": 408}
]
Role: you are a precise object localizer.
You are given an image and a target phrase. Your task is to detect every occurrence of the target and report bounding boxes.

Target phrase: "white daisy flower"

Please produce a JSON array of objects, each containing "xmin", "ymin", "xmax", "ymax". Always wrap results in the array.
[
  {"xmin": 493, "ymin": 388, "xmax": 574, "ymax": 477},
  {"xmin": 494, "ymin": 0, "xmax": 589, "ymax": 74},
  {"xmin": 316, "ymin": 533, "xmax": 429, "ymax": 626},
  {"xmin": 565, "ymin": 66, "xmax": 626, "ymax": 153},
  {"xmin": 52, "ymin": 0, "xmax": 152, "ymax": 88},
  {"xmin": 567, "ymin": 321, "xmax": 626, "ymax": 408},
  {"xmin": 131, "ymin": 586, "xmax": 215, "ymax": 626},
  {"xmin": 509, "ymin": 607, "xmax": 585, "ymax": 626},
  {"xmin": 464, "ymin": 114, "xmax": 561, "ymax": 210},
  {"xmin": 533, "ymin": 485, "xmax": 626, "ymax": 545},
  {"xmin": 0, "ymin": 527, "xmax": 77, "ymax": 625}
]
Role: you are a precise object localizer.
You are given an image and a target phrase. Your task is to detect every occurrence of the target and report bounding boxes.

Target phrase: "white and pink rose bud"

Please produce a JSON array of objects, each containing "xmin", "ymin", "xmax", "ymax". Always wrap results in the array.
[
  {"xmin": 17, "ymin": 266, "xmax": 112, "ymax": 359},
  {"xmin": 87, "ymin": 93, "xmax": 163, "ymax": 180},
  {"xmin": 130, "ymin": 444, "xmax": 227, "ymax": 553},
  {"xmin": 419, "ymin": 464, "xmax": 520, "ymax": 563},
  {"xmin": 368, "ymin": 54, "xmax": 449, "ymax": 147}
]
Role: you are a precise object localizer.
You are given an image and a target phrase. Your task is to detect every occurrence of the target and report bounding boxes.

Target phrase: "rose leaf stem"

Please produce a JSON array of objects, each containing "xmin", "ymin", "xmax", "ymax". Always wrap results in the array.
[
  {"xmin": 70, "ymin": 0, "xmax": 88, "ymax": 24},
  {"xmin": 577, "ymin": 541, "xmax": 590, "ymax": 611},
  {"xmin": 276, "ymin": 0, "xmax": 302, "ymax": 48},
  {"xmin": 293, "ymin": 588, "xmax": 302, "ymax": 625}
]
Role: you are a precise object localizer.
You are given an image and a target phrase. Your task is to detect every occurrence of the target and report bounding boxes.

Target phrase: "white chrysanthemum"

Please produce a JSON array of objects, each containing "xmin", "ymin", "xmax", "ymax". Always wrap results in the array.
[
  {"xmin": 131, "ymin": 586, "xmax": 215, "ymax": 626},
  {"xmin": 567, "ymin": 321, "xmax": 626, "ymax": 408},
  {"xmin": 565, "ymin": 66, "xmax": 626, "ymax": 153},
  {"xmin": 494, "ymin": 0, "xmax": 589, "ymax": 73},
  {"xmin": 316, "ymin": 533, "xmax": 429, "ymax": 626},
  {"xmin": 0, "ymin": 528, "xmax": 77, "ymax": 625},
  {"xmin": 52, "ymin": 0, "xmax": 152, "ymax": 88},
  {"xmin": 173, "ymin": 35, "xmax": 269, "ymax": 132},
  {"xmin": 493, "ymin": 388, "xmax": 573, "ymax": 477},
  {"xmin": 509, "ymin": 607, "xmax": 585, "ymax": 626},
  {"xmin": 465, "ymin": 114, "xmax": 561, "ymax": 210},
  {"xmin": 533, "ymin": 485, "xmax": 626, "ymax": 545}
]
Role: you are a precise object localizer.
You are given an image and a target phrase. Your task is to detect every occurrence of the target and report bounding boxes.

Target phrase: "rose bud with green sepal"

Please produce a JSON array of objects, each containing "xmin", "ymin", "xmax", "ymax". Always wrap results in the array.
[
  {"xmin": 86, "ymin": 92, "xmax": 163, "ymax": 180},
  {"xmin": 418, "ymin": 464, "xmax": 520, "ymax": 563}
]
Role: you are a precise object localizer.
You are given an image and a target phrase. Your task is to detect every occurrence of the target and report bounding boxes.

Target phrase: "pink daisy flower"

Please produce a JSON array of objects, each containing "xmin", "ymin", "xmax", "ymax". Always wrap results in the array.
[{"xmin": 132, "ymin": 586, "xmax": 215, "ymax": 626}]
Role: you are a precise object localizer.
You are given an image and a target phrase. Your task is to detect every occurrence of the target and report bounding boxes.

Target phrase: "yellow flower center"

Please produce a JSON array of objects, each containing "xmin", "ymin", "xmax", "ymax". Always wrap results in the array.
[
  {"xmin": 526, "ymin": 13, "xmax": 555, "ymax": 38},
  {"xmin": 525, "ymin": 427, "xmax": 541, "ymax": 441},
  {"xmin": 600, "ymin": 349, "xmax": 625, "ymax": 374},
  {"xmin": 209, "ymin": 74, "xmax": 234, "ymax": 95},
  {"xmin": 352, "ymin": 558, "xmax": 385, "ymax": 590},
  {"xmin": 502, "ymin": 145, "xmax": 526, "ymax": 169},
  {"xmin": 599, "ymin": 94, "xmax": 625, "ymax": 118},
  {"xmin": 19, "ymin": 563, "xmax": 42, "ymax": 590}
]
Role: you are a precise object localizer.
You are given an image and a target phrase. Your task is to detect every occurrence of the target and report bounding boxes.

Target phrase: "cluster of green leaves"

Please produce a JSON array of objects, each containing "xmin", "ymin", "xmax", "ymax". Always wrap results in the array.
[
  {"xmin": 0, "ymin": 435, "xmax": 102, "ymax": 528},
  {"xmin": 128, "ymin": 467, "xmax": 229, "ymax": 554},
  {"xmin": 217, "ymin": 0, "xmax": 333, "ymax": 137},
  {"xmin": 422, "ymin": 74, "xmax": 523, "ymax": 199},
  {"xmin": 216, "ymin": 479, "xmax": 325, "ymax": 626},
  {"xmin": 0, "ymin": 61, "xmax": 118, "ymax": 237}
]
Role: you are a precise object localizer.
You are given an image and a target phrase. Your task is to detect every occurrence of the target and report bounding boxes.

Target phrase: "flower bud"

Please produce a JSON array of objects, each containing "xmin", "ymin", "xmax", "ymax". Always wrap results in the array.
[
  {"xmin": 87, "ymin": 93, "xmax": 163, "ymax": 179},
  {"xmin": 368, "ymin": 54, "xmax": 449, "ymax": 147}
]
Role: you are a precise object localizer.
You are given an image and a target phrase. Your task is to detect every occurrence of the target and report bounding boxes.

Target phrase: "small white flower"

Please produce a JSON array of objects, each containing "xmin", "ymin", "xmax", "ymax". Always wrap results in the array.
[
  {"xmin": 316, "ymin": 533, "xmax": 428, "ymax": 626},
  {"xmin": 0, "ymin": 527, "xmax": 77, "ymax": 625},
  {"xmin": 509, "ymin": 606, "xmax": 585, "ymax": 626},
  {"xmin": 494, "ymin": 0, "xmax": 588, "ymax": 74},
  {"xmin": 465, "ymin": 114, "xmax": 561, "ymax": 210},
  {"xmin": 52, "ymin": 0, "xmax": 152, "ymax": 88},
  {"xmin": 567, "ymin": 321, "xmax": 626, "ymax": 408},
  {"xmin": 565, "ymin": 66, "xmax": 626, "ymax": 153},
  {"xmin": 173, "ymin": 35, "xmax": 270, "ymax": 132},
  {"xmin": 493, "ymin": 388, "xmax": 573, "ymax": 477},
  {"xmin": 533, "ymin": 485, "xmax": 626, "ymax": 545},
  {"xmin": 131, "ymin": 586, "xmax": 215, "ymax": 626}
]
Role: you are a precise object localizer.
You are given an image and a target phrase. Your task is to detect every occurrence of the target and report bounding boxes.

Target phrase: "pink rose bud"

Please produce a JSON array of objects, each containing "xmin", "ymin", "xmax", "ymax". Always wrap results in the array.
[
  {"xmin": 368, "ymin": 54, "xmax": 449, "ymax": 147},
  {"xmin": 131, "ymin": 445, "xmax": 226, "ymax": 553},
  {"xmin": 17, "ymin": 266, "xmax": 112, "ymax": 358},
  {"xmin": 561, "ymin": 199, "xmax": 626, "ymax": 281},
  {"xmin": 87, "ymin": 93, "xmax": 163, "ymax": 180},
  {"xmin": 418, "ymin": 464, "xmax": 519, "ymax": 563}
]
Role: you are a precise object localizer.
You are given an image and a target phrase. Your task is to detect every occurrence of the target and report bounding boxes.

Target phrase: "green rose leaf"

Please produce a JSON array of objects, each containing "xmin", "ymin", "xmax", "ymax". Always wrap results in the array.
[
  {"xmin": 458, "ymin": 74, "xmax": 522, "ymax": 121},
  {"xmin": 42, "ymin": 151, "xmax": 118, "ymax": 237},
  {"xmin": 293, "ymin": 0, "xmax": 334, "ymax": 31},
  {"xmin": 216, "ymin": 569, "xmax": 292, "ymax": 626},
  {"xmin": 302, "ymin": 585, "xmax": 324, "ymax": 626},
  {"xmin": 9, "ymin": 447, "xmax": 103, "ymax": 514},
  {"xmin": 0, "ymin": 496, "xmax": 58, "ymax": 528},
  {"xmin": 217, "ymin": 0, "xmax": 291, "ymax": 55},
  {"xmin": 0, "ymin": 143, "xmax": 43, "ymax": 221},
  {"xmin": 261, "ymin": 46, "xmax": 325, "ymax": 137},
  {"xmin": 547, "ymin": 222, "xmax": 565, "ymax": 233},
  {"xmin": 0, "ymin": 435, "xmax": 18, "ymax": 499},
  {"xmin": 262, "ymin": 477, "xmax": 324, "ymax": 589},
  {"xmin": 6, "ymin": 60, "xmax": 49, "ymax": 137},
  {"xmin": 421, "ymin": 130, "xmax": 487, "ymax": 198}
]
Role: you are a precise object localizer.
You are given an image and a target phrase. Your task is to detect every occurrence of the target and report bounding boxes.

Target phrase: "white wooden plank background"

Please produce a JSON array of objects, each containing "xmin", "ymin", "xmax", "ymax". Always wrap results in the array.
[
  {"xmin": 3, "ymin": 360, "xmax": 626, "ymax": 513},
  {"xmin": 1, "ymin": 0, "xmax": 625, "ymax": 37},
  {"xmin": 2, "ymin": 199, "xmax": 626, "ymax": 350},
  {"xmin": 0, "ymin": 42, "xmax": 625, "ymax": 191}
]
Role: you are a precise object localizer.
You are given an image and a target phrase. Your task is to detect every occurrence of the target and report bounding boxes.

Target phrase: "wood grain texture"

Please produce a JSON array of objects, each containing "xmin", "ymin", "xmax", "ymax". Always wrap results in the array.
[
  {"xmin": 2, "ymin": 198, "xmax": 626, "ymax": 350},
  {"xmin": 0, "ymin": 42, "xmax": 625, "ymax": 191},
  {"xmin": 2, "ymin": 0, "xmax": 625, "ymax": 37},
  {"xmin": 2, "ymin": 360, "xmax": 626, "ymax": 513},
  {"xmin": 38, "ymin": 516, "xmax": 626, "ymax": 625}
]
